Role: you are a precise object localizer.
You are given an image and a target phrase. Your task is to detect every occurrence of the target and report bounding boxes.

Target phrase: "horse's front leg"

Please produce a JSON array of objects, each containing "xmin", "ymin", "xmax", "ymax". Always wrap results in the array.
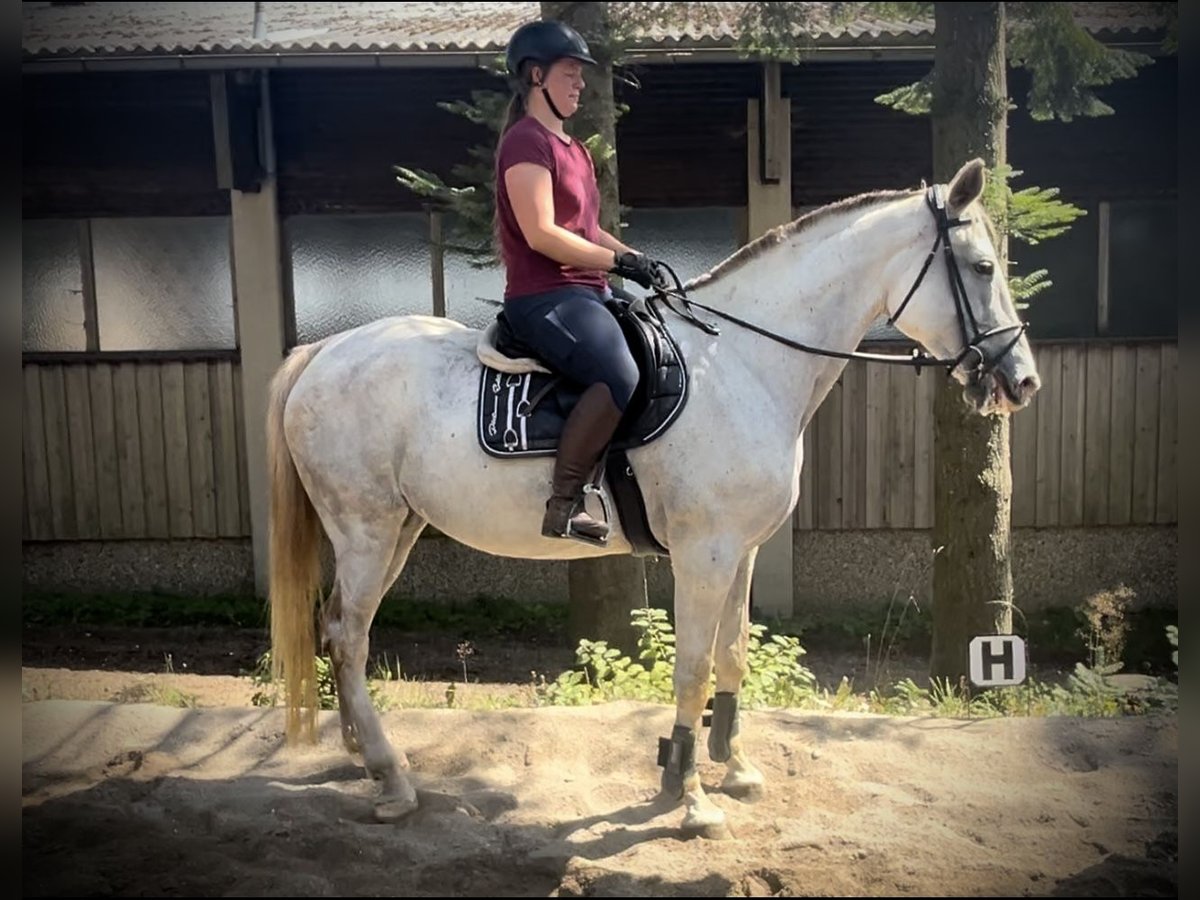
[
  {"xmin": 710, "ymin": 547, "xmax": 765, "ymax": 801},
  {"xmin": 659, "ymin": 542, "xmax": 741, "ymax": 839}
]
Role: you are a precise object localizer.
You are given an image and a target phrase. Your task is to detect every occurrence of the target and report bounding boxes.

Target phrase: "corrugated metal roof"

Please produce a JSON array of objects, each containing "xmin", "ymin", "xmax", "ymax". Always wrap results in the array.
[{"xmin": 22, "ymin": 2, "xmax": 1167, "ymax": 61}]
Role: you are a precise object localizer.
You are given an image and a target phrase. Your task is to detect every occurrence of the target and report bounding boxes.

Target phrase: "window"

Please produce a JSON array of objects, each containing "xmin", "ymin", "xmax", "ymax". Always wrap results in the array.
[
  {"xmin": 21, "ymin": 216, "xmax": 237, "ymax": 353},
  {"xmin": 285, "ymin": 213, "xmax": 433, "ymax": 344},
  {"xmin": 1009, "ymin": 202, "xmax": 1100, "ymax": 340},
  {"xmin": 621, "ymin": 207, "xmax": 742, "ymax": 285},
  {"xmin": 444, "ymin": 256, "xmax": 506, "ymax": 330},
  {"xmin": 1107, "ymin": 198, "xmax": 1176, "ymax": 338},
  {"xmin": 22, "ymin": 219, "xmax": 86, "ymax": 352},
  {"xmin": 92, "ymin": 217, "xmax": 235, "ymax": 351}
]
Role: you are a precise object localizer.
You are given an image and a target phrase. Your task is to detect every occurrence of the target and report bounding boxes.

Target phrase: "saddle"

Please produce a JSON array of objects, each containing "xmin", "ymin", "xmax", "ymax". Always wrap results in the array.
[{"xmin": 475, "ymin": 294, "xmax": 689, "ymax": 557}]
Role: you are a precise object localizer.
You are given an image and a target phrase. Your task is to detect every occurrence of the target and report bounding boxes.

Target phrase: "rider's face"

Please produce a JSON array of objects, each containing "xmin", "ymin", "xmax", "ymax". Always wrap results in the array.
[{"xmin": 534, "ymin": 59, "xmax": 585, "ymax": 117}]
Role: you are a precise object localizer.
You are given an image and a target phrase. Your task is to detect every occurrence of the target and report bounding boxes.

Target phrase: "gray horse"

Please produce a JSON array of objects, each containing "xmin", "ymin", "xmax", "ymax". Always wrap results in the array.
[{"xmin": 265, "ymin": 159, "xmax": 1040, "ymax": 836}]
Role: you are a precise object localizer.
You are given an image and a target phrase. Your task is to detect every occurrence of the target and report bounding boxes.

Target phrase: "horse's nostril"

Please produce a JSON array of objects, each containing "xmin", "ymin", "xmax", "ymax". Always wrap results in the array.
[{"xmin": 1018, "ymin": 375, "xmax": 1041, "ymax": 399}]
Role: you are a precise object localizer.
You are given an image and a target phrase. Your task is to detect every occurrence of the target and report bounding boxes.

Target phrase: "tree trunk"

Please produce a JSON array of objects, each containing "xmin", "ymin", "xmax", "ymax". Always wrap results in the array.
[
  {"xmin": 929, "ymin": 1, "xmax": 1013, "ymax": 683},
  {"xmin": 541, "ymin": 1, "xmax": 648, "ymax": 657}
]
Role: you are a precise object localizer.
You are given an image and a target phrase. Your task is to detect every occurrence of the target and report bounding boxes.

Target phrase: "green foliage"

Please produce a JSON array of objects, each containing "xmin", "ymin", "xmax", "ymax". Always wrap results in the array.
[
  {"xmin": 250, "ymin": 650, "xmax": 384, "ymax": 712},
  {"xmin": 732, "ymin": 1, "xmax": 829, "ymax": 65},
  {"xmin": 113, "ymin": 683, "xmax": 200, "ymax": 708},
  {"xmin": 863, "ymin": 651, "xmax": 1180, "ymax": 719},
  {"xmin": 872, "ymin": 5, "xmax": 1160, "ymax": 124},
  {"xmin": 978, "ymin": 163, "xmax": 1088, "ymax": 309},
  {"xmin": 875, "ymin": 70, "xmax": 933, "ymax": 115},
  {"xmin": 1007, "ymin": 2, "xmax": 1154, "ymax": 122},
  {"xmin": 1007, "ymin": 268, "xmax": 1052, "ymax": 305},
  {"xmin": 393, "ymin": 80, "xmax": 511, "ymax": 269},
  {"xmin": 534, "ymin": 607, "xmax": 818, "ymax": 708},
  {"xmin": 582, "ymin": 133, "xmax": 616, "ymax": 167},
  {"xmin": 1076, "ymin": 584, "xmax": 1135, "ymax": 674},
  {"xmin": 1008, "ymin": 183, "xmax": 1089, "ymax": 246}
]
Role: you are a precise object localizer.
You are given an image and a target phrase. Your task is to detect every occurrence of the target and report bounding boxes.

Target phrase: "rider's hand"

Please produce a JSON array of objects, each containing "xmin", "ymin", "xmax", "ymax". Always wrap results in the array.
[{"xmin": 611, "ymin": 251, "xmax": 670, "ymax": 291}]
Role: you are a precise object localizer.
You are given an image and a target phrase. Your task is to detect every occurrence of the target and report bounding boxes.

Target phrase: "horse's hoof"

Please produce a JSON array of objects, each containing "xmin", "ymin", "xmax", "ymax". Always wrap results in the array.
[
  {"xmin": 721, "ymin": 778, "xmax": 765, "ymax": 803},
  {"xmin": 681, "ymin": 804, "xmax": 729, "ymax": 841},
  {"xmin": 374, "ymin": 793, "xmax": 419, "ymax": 823},
  {"xmin": 681, "ymin": 817, "xmax": 731, "ymax": 841}
]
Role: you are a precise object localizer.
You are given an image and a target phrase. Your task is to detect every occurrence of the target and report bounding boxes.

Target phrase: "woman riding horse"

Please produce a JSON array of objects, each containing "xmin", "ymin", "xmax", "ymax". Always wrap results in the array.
[{"xmin": 494, "ymin": 19, "xmax": 674, "ymax": 546}]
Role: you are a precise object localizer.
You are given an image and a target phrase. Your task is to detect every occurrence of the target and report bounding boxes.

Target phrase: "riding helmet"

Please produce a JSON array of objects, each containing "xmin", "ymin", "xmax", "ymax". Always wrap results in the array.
[{"xmin": 505, "ymin": 20, "xmax": 596, "ymax": 78}]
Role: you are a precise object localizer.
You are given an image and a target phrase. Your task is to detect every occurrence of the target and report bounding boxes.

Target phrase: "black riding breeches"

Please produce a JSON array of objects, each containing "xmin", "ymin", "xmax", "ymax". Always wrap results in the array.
[{"xmin": 503, "ymin": 284, "xmax": 640, "ymax": 413}]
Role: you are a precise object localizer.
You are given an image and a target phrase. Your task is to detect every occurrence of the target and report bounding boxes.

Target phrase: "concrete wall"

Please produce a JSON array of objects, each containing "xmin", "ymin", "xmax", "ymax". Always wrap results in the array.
[{"xmin": 24, "ymin": 525, "xmax": 1177, "ymax": 616}]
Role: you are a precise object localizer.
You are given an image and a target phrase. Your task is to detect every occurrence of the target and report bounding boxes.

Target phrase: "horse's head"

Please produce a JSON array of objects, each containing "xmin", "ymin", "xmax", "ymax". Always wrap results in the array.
[{"xmin": 884, "ymin": 159, "xmax": 1041, "ymax": 416}]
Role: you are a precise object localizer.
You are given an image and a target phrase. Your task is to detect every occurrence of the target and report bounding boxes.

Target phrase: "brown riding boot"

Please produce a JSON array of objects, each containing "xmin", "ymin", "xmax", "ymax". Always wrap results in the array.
[{"xmin": 542, "ymin": 383, "xmax": 625, "ymax": 544}]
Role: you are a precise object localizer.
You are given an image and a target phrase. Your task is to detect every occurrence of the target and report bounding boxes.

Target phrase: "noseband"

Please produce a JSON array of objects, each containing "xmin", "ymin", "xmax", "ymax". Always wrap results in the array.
[
  {"xmin": 647, "ymin": 184, "xmax": 1029, "ymax": 376},
  {"xmin": 885, "ymin": 184, "xmax": 1029, "ymax": 376}
]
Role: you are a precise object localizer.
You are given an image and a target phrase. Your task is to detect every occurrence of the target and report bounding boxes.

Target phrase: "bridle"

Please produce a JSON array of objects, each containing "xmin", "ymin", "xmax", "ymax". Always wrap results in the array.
[{"xmin": 646, "ymin": 184, "xmax": 1029, "ymax": 378}]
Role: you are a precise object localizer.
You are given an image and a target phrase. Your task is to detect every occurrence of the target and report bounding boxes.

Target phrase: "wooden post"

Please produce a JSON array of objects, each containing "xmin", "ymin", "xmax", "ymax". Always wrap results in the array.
[
  {"xmin": 429, "ymin": 208, "xmax": 446, "ymax": 318},
  {"xmin": 218, "ymin": 71, "xmax": 286, "ymax": 597},
  {"xmin": 746, "ymin": 68, "xmax": 795, "ymax": 619}
]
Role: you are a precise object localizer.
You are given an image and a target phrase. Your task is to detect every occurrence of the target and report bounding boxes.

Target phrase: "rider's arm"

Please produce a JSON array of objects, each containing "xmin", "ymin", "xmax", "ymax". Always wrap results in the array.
[
  {"xmin": 596, "ymin": 229, "xmax": 636, "ymax": 258},
  {"xmin": 504, "ymin": 162, "xmax": 617, "ymax": 271}
]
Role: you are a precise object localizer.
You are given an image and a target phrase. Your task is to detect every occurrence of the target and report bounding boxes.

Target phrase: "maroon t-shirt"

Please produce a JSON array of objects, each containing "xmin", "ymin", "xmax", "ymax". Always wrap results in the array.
[{"xmin": 495, "ymin": 115, "xmax": 608, "ymax": 300}]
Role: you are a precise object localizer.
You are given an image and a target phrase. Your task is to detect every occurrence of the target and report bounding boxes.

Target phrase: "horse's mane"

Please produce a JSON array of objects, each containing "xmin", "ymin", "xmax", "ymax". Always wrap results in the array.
[{"xmin": 685, "ymin": 188, "xmax": 926, "ymax": 290}]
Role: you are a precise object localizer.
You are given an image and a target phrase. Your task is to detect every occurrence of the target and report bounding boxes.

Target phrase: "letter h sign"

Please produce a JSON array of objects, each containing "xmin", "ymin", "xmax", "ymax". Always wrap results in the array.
[{"xmin": 968, "ymin": 635, "xmax": 1026, "ymax": 687}]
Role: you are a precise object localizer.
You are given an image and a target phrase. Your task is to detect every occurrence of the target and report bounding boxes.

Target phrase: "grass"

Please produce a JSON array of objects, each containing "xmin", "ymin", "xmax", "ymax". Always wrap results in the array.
[
  {"xmin": 112, "ymin": 682, "xmax": 200, "ymax": 708},
  {"xmin": 24, "ymin": 588, "xmax": 1177, "ymax": 720},
  {"xmin": 758, "ymin": 601, "xmax": 1178, "ymax": 678},
  {"xmin": 23, "ymin": 588, "xmax": 1174, "ymax": 675}
]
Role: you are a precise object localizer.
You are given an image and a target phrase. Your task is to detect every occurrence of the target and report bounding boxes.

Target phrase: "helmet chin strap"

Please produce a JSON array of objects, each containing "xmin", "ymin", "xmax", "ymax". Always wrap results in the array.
[{"xmin": 533, "ymin": 76, "xmax": 568, "ymax": 121}]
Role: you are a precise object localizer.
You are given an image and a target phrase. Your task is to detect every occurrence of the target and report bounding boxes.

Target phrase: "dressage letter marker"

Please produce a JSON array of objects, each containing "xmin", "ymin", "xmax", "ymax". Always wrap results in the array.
[{"xmin": 968, "ymin": 635, "xmax": 1026, "ymax": 687}]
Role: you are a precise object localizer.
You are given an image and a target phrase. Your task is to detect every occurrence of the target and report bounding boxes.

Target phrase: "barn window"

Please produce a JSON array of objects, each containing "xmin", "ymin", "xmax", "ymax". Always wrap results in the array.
[
  {"xmin": 1105, "ymin": 197, "xmax": 1176, "ymax": 339},
  {"xmin": 285, "ymin": 212, "xmax": 433, "ymax": 344},
  {"xmin": 22, "ymin": 219, "xmax": 86, "ymax": 352},
  {"xmin": 91, "ymin": 216, "xmax": 236, "ymax": 351},
  {"xmin": 621, "ymin": 207, "xmax": 743, "ymax": 286}
]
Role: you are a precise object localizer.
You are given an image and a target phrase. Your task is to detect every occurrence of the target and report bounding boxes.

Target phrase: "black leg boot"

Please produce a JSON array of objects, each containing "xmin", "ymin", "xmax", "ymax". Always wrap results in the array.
[{"xmin": 541, "ymin": 383, "xmax": 624, "ymax": 544}]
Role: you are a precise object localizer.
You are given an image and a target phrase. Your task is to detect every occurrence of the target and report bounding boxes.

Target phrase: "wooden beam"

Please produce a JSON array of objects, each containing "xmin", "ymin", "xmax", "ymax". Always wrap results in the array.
[
  {"xmin": 430, "ymin": 209, "xmax": 446, "ymax": 318},
  {"xmin": 1097, "ymin": 201, "xmax": 1111, "ymax": 335},
  {"xmin": 759, "ymin": 61, "xmax": 785, "ymax": 185},
  {"xmin": 230, "ymin": 72, "xmax": 286, "ymax": 595},
  {"xmin": 78, "ymin": 220, "xmax": 99, "ymax": 352},
  {"xmin": 210, "ymin": 72, "xmax": 233, "ymax": 191},
  {"xmin": 746, "ymin": 82, "xmax": 794, "ymax": 619}
]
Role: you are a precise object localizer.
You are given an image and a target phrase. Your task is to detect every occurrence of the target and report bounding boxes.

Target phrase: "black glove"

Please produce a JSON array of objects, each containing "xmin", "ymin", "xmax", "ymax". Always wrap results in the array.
[{"xmin": 611, "ymin": 251, "xmax": 671, "ymax": 292}]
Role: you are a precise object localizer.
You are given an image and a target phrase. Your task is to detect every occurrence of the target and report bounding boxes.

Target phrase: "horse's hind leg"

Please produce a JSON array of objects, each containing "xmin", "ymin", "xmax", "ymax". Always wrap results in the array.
[
  {"xmin": 322, "ymin": 513, "xmax": 423, "ymax": 821},
  {"xmin": 711, "ymin": 547, "xmax": 765, "ymax": 801},
  {"xmin": 323, "ymin": 512, "xmax": 427, "ymax": 760}
]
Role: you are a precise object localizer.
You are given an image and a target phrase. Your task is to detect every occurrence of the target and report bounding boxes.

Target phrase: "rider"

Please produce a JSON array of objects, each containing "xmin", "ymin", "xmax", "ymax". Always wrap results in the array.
[{"xmin": 495, "ymin": 19, "xmax": 672, "ymax": 546}]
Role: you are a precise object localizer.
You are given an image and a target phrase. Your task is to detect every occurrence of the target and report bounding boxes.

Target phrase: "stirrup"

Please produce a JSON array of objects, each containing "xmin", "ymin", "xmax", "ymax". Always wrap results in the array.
[
  {"xmin": 582, "ymin": 482, "xmax": 613, "ymax": 530},
  {"xmin": 565, "ymin": 486, "xmax": 612, "ymax": 548},
  {"xmin": 542, "ymin": 487, "xmax": 613, "ymax": 548}
]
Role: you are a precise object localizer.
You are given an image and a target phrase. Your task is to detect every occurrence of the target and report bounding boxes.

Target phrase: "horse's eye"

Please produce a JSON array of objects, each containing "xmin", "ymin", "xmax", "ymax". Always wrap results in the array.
[{"xmin": 974, "ymin": 260, "xmax": 994, "ymax": 277}]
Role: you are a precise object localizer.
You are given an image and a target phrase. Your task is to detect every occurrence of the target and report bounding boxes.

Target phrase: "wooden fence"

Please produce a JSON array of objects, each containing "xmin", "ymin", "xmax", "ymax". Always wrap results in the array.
[
  {"xmin": 21, "ymin": 340, "xmax": 1175, "ymax": 541},
  {"xmin": 22, "ymin": 357, "xmax": 250, "ymax": 540},
  {"xmin": 795, "ymin": 340, "xmax": 1178, "ymax": 530}
]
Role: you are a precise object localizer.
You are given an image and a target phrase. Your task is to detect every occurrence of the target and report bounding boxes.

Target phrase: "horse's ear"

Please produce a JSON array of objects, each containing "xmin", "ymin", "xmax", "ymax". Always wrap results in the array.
[{"xmin": 947, "ymin": 158, "xmax": 986, "ymax": 217}]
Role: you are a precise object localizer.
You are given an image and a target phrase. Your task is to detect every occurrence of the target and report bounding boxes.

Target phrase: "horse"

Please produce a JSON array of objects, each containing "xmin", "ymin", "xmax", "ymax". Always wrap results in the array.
[{"xmin": 264, "ymin": 159, "xmax": 1041, "ymax": 837}]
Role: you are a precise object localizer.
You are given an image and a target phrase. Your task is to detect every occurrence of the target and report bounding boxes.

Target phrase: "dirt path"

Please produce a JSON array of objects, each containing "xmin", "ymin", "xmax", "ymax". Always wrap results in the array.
[{"xmin": 22, "ymin": 693, "xmax": 1176, "ymax": 897}]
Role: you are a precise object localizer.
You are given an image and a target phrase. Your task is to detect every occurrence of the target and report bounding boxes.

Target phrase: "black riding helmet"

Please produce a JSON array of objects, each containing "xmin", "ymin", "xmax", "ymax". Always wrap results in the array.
[{"xmin": 505, "ymin": 20, "xmax": 596, "ymax": 120}]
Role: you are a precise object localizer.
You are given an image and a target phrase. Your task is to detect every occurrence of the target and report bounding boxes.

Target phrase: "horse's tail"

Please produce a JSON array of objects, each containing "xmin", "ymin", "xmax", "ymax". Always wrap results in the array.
[{"xmin": 266, "ymin": 338, "xmax": 329, "ymax": 744}]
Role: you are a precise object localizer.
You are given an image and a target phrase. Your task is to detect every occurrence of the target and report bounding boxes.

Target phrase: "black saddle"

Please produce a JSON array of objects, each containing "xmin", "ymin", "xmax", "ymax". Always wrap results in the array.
[
  {"xmin": 477, "ymin": 295, "xmax": 689, "ymax": 457},
  {"xmin": 475, "ymin": 293, "xmax": 689, "ymax": 557}
]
